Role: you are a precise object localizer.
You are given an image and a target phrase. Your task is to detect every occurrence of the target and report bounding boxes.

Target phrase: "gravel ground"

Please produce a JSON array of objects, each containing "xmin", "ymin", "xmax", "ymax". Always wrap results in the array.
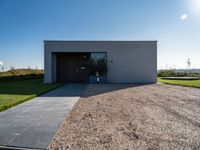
[{"xmin": 49, "ymin": 83, "xmax": 200, "ymax": 150}]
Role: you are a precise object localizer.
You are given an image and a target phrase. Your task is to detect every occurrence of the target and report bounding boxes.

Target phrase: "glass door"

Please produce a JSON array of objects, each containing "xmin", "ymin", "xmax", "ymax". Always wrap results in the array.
[{"xmin": 89, "ymin": 52, "xmax": 107, "ymax": 83}]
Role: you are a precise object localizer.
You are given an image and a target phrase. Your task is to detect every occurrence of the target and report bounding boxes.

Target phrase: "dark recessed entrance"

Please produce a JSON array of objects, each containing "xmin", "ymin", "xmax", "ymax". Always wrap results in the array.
[{"xmin": 56, "ymin": 53, "xmax": 90, "ymax": 83}]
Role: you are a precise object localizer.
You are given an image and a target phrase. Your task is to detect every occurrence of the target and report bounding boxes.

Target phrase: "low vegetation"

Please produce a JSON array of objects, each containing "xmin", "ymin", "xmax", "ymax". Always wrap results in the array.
[
  {"xmin": 157, "ymin": 69, "xmax": 200, "ymax": 88},
  {"xmin": 158, "ymin": 77, "xmax": 200, "ymax": 88},
  {"xmin": 157, "ymin": 69, "xmax": 200, "ymax": 78},
  {"xmin": 0, "ymin": 69, "xmax": 43, "ymax": 81}
]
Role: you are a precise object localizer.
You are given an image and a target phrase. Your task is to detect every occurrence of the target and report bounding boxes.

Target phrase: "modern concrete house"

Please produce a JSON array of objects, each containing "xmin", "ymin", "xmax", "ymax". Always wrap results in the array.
[{"xmin": 44, "ymin": 41, "xmax": 157, "ymax": 84}]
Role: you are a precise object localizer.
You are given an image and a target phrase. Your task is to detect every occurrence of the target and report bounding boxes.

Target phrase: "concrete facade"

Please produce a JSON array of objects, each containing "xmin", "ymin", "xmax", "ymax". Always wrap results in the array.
[{"xmin": 44, "ymin": 41, "xmax": 157, "ymax": 83}]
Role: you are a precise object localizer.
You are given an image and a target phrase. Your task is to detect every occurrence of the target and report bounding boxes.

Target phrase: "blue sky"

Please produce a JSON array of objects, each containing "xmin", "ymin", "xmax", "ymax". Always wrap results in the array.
[{"xmin": 0, "ymin": 0, "xmax": 200, "ymax": 70}]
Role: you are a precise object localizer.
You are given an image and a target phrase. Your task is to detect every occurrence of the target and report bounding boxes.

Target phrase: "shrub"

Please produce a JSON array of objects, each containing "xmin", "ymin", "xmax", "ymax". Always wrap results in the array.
[
  {"xmin": 0, "ymin": 69, "xmax": 44, "ymax": 81},
  {"xmin": 157, "ymin": 70, "xmax": 200, "ymax": 77}
]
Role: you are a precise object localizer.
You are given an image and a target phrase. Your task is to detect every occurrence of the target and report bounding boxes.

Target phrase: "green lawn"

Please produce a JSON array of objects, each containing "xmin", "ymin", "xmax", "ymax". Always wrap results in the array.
[
  {"xmin": 158, "ymin": 77, "xmax": 200, "ymax": 88},
  {"xmin": 0, "ymin": 79, "xmax": 62, "ymax": 112}
]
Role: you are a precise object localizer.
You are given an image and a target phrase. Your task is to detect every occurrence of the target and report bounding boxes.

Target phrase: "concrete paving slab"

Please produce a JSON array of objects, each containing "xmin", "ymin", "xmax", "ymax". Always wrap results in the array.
[
  {"xmin": 0, "ymin": 84, "xmax": 86, "ymax": 149},
  {"xmin": 9, "ymin": 126, "xmax": 57, "ymax": 149}
]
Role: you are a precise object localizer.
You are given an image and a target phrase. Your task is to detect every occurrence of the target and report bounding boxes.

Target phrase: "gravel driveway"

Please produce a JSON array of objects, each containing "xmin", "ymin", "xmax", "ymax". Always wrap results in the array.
[{"xmin": 49, "ymin": 83, "xmax": 200, "ymax": 150}]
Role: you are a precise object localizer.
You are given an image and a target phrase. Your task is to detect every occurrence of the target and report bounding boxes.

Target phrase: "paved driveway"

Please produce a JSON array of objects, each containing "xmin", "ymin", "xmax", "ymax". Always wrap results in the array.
[{"xmin": 0, "ymin": 84, "xmax": 86, "ymax": 150}]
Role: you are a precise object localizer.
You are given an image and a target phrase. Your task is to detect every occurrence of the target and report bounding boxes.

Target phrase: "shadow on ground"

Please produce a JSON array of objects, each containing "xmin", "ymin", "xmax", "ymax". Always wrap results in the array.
[
  {"xmin": 0, "ymin": 78, "xmax": 152, "ymax": 98},
  {"xmin": 39, "ymin": 83, "xmax": 150, "ymax": 98}
]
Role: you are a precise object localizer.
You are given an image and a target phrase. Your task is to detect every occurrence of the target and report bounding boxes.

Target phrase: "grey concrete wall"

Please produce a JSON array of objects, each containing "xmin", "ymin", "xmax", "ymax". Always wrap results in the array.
[{"xmin": 44, "ymin": 41, "xmax": 157, "ymax": 83}]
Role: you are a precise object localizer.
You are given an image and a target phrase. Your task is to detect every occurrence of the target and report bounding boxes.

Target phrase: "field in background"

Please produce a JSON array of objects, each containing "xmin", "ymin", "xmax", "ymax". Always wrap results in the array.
[{"xmin": 158, "ymin": 78, "xmax": 200, "ymax": 88}]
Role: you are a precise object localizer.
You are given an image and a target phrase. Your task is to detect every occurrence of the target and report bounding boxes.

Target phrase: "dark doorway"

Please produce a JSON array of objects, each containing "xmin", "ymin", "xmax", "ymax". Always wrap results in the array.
[{"xmin": 56, "ymin": 53, "xmax": 90, "ymax": 83}]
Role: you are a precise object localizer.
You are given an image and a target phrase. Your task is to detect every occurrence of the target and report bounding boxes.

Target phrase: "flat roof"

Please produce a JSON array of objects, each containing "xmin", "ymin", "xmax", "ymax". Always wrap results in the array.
[{"xmin": 44, "ymin": 40, "xmax": 157, "ymax": 42}]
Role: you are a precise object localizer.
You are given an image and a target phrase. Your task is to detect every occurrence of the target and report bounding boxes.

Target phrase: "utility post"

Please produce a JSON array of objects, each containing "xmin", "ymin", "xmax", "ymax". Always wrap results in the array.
[{"xmin": 187, "ymin": 58, "xmax": 191, "ymax": 74}]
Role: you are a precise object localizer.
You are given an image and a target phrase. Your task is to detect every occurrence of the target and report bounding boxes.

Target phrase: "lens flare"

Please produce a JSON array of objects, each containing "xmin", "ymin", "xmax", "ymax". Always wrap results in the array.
[{"xmin": 180, "ymin": 14, "xmax": 188, "ymax": 20}]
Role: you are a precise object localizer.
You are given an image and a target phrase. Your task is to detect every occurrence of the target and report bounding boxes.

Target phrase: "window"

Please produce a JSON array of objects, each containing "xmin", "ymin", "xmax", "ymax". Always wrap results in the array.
[{"xmin": 90, "ymin": 53, "xmax": 107, "ymax": 76}]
